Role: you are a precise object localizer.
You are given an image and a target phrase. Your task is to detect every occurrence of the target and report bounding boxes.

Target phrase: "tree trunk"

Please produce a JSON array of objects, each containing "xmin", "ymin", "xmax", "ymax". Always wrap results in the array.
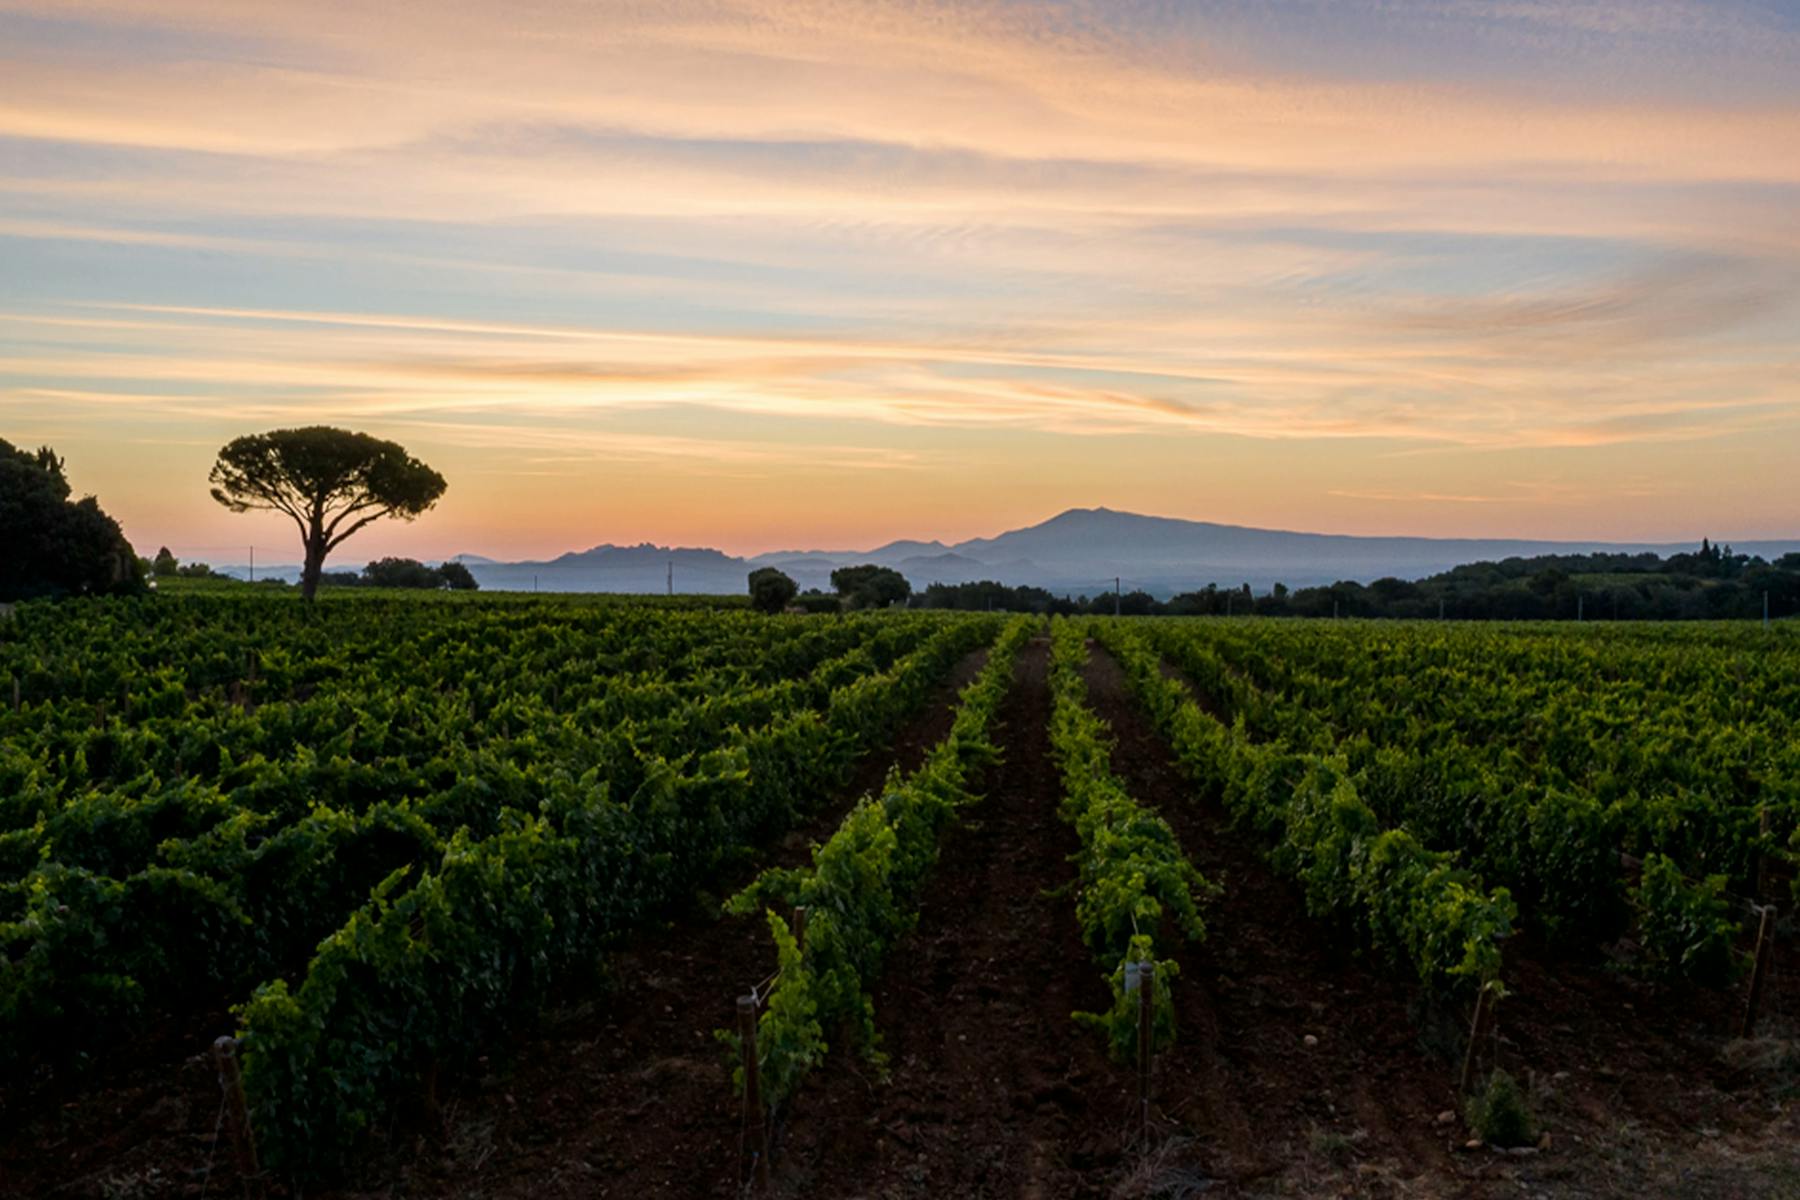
[{"xmin": 300, "ymin": 541, "xmax": 326, "ymax": 602}]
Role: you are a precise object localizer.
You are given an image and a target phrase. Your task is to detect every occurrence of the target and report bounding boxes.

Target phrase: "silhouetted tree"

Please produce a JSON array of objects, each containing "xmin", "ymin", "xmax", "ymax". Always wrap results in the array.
[
  {"xmin": 437, "ymin": 560, "xmax": 479, "ymax": 591},
  {"xmin": 363, "ymin": 557, "xmax": 445, "ymax": 589},
  {"xmin": 830, "ymin": 563, "xmax": 911, "ymax": 609},
  {"xmin": 152, "ymin": 547, "xmax": 179, "ymax": 576},
  {"xmin": 748, "ymin": 566, "xmax": 798, "ymax": 613},
  {"xmin": 210, "ymin": 427, "xmax": 446, "ymax": 602},
  {"xmin": 0, "ymin": 439, "xmax": 142, "ymax": 601}
]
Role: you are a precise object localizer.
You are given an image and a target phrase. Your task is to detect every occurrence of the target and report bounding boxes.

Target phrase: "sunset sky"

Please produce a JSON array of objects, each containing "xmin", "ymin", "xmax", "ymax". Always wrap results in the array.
[{"xmin": 3, "ymin": 0, "xmax": 1798, "ymax": 564}]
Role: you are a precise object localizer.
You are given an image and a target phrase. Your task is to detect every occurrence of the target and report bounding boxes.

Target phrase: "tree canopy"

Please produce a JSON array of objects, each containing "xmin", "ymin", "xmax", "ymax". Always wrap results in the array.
[
  {"xmin": 210, "ymin": 427, "xmax": 446, "ymax": 601},
  {"xmin": 748, "ymin": 566, "xmax": 798, "ymax": 613},
  {"xmin": 829, "ymin": 563, "xmax": 911, "ymax": 609},
  {"xmin": 0, "ymin": 439, "xmax": 142, "ymax": 602},
  {"xmin": 437, "ymin": 560, "xmax": 479, "ymax": 591},
  {"xmin": 362, "ymin": 556, "xmax": 447, "ymax": 589}
]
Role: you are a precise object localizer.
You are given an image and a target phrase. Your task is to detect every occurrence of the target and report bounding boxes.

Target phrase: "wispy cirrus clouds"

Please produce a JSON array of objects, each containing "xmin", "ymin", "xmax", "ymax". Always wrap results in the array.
[{"xmin": 2, "ymin": 0, "xmax": 1798, "ymax": 554}]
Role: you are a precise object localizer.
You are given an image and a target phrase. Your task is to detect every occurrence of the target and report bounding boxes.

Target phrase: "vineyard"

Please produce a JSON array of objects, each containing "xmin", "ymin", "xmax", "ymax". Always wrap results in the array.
[{"xmin": 3, "ymin": 595, "xmax": 1798, "ymax": 1197}]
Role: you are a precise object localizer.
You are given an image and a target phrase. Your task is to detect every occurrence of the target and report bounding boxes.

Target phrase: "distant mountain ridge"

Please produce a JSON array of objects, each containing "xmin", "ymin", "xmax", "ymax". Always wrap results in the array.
[
  {"xmin": 209, "ymin": 508, "xmax": 1800, "ymax": 596},
  {"xmin": 449, "ymin": 508, "xmax": 1800, "ymax": 597}
]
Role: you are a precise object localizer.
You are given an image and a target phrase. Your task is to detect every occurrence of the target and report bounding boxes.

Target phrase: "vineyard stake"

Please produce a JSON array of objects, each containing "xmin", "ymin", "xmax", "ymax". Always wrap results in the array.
[
  {"xmin": 791, "ymin": 905, "xmax": 807, "ymax": 951},
  {"xmin": 1758, "ymin": 807, "xmax": 1772, "ymax": 900},
  {"xmin": 738, "ymin": 994, "xmax": 770, "ymax": 1190},
  {"xmin": 10, "ymin": 675, "xmax": 18, "ymax": 712},
  {"xmin": 211, "ymin": 1036, "xmax": 265, "ymax": 1199},
  {"xmin": 1459, "ymin": 984, "xmax": 1492, "ymax": 1094},
  {"xmin": 1127, "ymin": 960, "xmax": 1153, "ymax": 1137},
  {"xmin": 95, "ymin": 699, "xmax": 106, "ymax": 729},
  {"xmin": 1740, "ymin": 905, "xmax": 1775, "ymax": 1039}
]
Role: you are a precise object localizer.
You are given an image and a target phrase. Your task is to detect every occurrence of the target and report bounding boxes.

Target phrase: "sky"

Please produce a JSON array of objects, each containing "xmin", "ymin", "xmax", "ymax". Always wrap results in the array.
[{"xmin": 2, "ymin": 0, "xmax": 1798, "ymax": 564}]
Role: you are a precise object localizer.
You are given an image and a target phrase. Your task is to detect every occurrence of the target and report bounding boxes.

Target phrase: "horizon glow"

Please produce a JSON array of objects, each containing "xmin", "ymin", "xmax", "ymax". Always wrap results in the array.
[{"xmin": 3, "ymin": 1, "xmax": 1799, "ymax": 565}]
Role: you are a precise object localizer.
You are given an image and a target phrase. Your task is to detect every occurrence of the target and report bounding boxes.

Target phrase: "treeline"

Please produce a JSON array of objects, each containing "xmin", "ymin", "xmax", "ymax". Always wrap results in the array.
[
  {"xmin": 914, "ymin": 542, "xmax": 1800, "ymax": 620},
  {"xmin": 319, "ymin": 557, "xmax": 479, "ymax": 591},
  {"xmin": 747, "ymin": 563, "xmax": 913, "ymax": 613},
  {"xmin": 147, "ymin": 550, "xmax": 480, "ymax": 592}
]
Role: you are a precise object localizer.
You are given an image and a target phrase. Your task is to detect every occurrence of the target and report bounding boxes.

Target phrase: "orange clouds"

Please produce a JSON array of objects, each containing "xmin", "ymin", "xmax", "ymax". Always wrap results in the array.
[{"xmin": 3, "ymin": 0, "xmax": 1799, "ymax": 552}]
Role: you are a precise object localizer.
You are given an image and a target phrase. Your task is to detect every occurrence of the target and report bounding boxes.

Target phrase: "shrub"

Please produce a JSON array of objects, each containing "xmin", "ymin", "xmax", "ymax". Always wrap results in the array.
[{"xmin": 1464, "ymin": 1069, "xmax": 1537, "ymax": 1146}]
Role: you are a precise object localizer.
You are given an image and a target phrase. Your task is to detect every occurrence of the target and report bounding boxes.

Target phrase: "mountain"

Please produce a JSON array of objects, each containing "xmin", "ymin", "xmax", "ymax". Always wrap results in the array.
[
  {"xmin": 954, "ymin": 508, "xmax": 1800, "ymax": 593},
  {"xmin": 891, "ymin": 552, "xmax": 993, "ymax": 585},
  {"xmin": 428, "ymin": 507, "xmax": 1800, "ymax": 596},
  {"xmin": 468, "ymin": 544, "xmax": 751, "ymax": 593}
]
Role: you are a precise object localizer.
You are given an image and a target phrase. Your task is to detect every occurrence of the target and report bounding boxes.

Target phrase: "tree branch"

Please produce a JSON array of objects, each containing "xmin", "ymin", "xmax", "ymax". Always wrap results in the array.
[
  {"xmin": 322, "ymin": 494, "xmax": 389, "ymax": 542},
  {"xmin": 324, "ymin": 508, "xmax": 395, "ymax": 553}
]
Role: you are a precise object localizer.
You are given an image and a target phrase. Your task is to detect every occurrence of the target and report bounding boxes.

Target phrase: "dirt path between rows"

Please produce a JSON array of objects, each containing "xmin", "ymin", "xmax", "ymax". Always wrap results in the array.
[
  {"xmin": 1146, "ymin": 641, "xmax": 1800, "ymax": 1198},
  {"xmin": 768, "ymin": 636, "xmax": 1129, "ymax": 1198},
  {"xmin": 329, "ymin": 644, "xmax": 998, "ymax": 1200},
  {"xmin": 1080, "ymin": 642, "xmax": 1466, "ymax": 1197}
]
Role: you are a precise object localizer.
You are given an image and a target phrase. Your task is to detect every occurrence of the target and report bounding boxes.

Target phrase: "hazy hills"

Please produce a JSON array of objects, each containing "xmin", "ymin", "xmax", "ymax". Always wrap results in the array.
[
  {"xmin": 457, "ymin": 508, "xmax": 1800, "ymax": 596},
  {"xmin": 206, "ymin": 508, "xmax": 1800, "ymax": 596}
]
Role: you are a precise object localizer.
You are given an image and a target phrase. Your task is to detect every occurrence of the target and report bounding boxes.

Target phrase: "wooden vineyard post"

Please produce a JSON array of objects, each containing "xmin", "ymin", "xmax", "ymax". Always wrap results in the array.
[
  {"xmin": 1127, "ymin": 960, "xmax": 1154, "ymax": 1137},
  {"xmin": 1757, "ymin": 807, "xmax": 1772, "ymax": 900},
  {"xmin": 791, "ymin": 905, "xmax": 807, "ymax": 950},
  {"xmin": 211, "ymin": 1036, "xmax": 265, "ymax": 1199},
  {"xmin": 10, "ymin": 674, "xmax": 18, "ymax": 712},
  {"xmin": 1459, "ymin": 984, "xmax": 1492, "ymax": 1094},
  {"xmin": 1741, "ymin": 905, "xmax": 1776, "ymax": 1039},
  {"xmin": 738, "ymin": 994, "xmax": 770, "ymax": 1190}
]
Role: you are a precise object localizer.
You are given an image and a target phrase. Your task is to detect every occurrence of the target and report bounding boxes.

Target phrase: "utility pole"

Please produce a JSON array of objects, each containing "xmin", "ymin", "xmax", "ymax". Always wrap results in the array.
[
  {"xmin": 249, "ymin": 546, "xmax": 255, "ymax": 583},
  {"xmin": 534, "ymin": 574, "xmax": 539, "ymax": 593},
  {"xmin": 1438, "ymin": 597, "xmax": 1445, "ymax": 621},
  {"xmin": 1578, "ymin": 595, "xmax": 1584, "ymax": 622},
  {"xmin": 667, "ymin": 560, "xmax": 673, "ymax": 596},
  {"xmin": 1113, "ymin": 577, "xmax": 1122, "ymax": 617}
]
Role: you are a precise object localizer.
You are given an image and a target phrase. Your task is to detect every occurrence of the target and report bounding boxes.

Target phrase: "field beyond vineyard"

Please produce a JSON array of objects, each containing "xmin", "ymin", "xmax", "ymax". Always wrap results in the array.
[{"xmin": 3, "ymin": 593, "xmax": 1798, "ymax": 1198}]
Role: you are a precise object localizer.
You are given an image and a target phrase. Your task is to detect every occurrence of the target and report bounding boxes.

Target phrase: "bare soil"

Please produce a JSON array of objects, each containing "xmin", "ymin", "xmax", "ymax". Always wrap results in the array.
[
  {"xmin": 1082, "ymin": 642, "xmax": 1467, "ymax": 1198},
  {"xmin": 771, "ymin": 636, "xmax": 1125, "ymax": 1199},
  {"xmin": 1139, "ymin": 644, "xmax": 1800, "ymax": 1198}
]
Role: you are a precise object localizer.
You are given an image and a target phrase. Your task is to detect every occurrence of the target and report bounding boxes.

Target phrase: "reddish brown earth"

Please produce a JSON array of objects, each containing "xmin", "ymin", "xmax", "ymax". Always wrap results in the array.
[
  {"xmin": 1141, "ymin": 644, "xmax": 1800, "ymax": 1198},
  {"xmin": 1081, "ymin": 643, "xmax": 1465, "ymax": 1197},
  {"xmin": 353, "ymin": 637, "xmax": 1130, "ymax": 1200},
  {"xmin": 0, "ymin": 647, "xmax": 992, "ymax": 1200},
  {"xmin": 771, "ymin": 637, "xmax": 1125, "ymax": 1198}
]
